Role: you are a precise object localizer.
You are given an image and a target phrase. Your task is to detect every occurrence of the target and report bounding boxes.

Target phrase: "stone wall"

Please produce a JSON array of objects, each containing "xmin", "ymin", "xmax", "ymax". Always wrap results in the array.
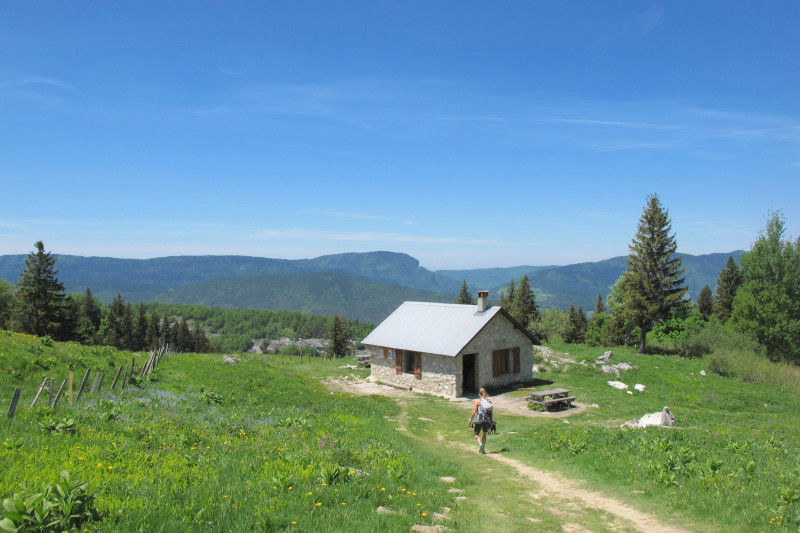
[
  {"xmin": 369, "ymin": 347, "xmax": 459, "ymax": 398},
  {"xmin": 459, "ymin": 315, "xmax": 534, "ymax": 395}
]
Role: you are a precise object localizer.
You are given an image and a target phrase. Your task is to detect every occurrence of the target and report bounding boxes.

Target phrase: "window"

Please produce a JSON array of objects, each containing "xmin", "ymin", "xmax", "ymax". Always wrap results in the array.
[{"xmin": 492, "ymin": 347, "xmax": 521, "ymax": 377}]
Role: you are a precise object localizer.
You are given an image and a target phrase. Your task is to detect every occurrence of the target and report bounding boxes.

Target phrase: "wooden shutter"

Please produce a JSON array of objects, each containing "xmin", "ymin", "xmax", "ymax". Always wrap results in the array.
[
  {"xmin": 383, "ymin": 347, "xmax": 388, "ymax": 359},
  {"xmin": 492, "ymin": 350, "xmax": 502, "ymax": 377},
  {"xmin": 395, "ymin": 351, "xmax": 402, "ymax": 374},
  {"xmin": 414, "ymin": 352, "xmax": 422, "ymax": 379},
  {"xmin": 512, "ymin": 347, "xmax": 521, "ymax": 373}
]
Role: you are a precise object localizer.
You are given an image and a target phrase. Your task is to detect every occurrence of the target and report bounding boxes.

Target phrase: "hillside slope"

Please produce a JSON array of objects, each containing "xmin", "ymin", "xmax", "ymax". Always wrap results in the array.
[
  {"xmin": 0, "ymin": 251, "xmax": 459, "ymax": 303},
  {"xmin": 152, "ymin": 272, "xmax": 453, "ymax": 323}
]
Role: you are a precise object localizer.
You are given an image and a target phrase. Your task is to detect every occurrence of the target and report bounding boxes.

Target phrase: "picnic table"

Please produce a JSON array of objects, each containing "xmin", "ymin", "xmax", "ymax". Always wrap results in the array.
[{"xmin": 526, "ymin": 388, "xmax": 576, "ymax": 410}]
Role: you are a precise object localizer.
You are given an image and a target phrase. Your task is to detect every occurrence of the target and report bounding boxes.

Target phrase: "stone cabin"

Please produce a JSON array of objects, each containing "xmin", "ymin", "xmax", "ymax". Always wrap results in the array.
[{"xmin": 362, "ymin": 291, "xmax": 538, "ymax": 398}]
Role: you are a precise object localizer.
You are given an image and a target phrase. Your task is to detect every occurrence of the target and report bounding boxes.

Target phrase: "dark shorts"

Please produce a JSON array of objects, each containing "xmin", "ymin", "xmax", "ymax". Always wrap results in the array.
[{"xmin": 473, "ymin": 421, "xmax": 491, "ymax": 436}]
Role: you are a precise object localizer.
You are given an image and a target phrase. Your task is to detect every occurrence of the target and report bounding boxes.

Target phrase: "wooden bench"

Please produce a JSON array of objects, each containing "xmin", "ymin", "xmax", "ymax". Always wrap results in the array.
[
  {"xmin": 535, "ymin": 396, "xmax": 576, "ymax": 407},
  {"xmin": 527, "ymin": 388, "xmax": 576, "ymax": 410}
]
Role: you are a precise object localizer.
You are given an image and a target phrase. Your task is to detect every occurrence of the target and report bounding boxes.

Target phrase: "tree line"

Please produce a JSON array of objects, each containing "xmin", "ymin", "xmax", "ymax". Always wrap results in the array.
[
  {"xmin": 456, "ymin": 195, "xmax": 800, "ymax": 364},
  {"xmin": 0, "ymin": 242, "xmax": 372, "ymax": 355}
]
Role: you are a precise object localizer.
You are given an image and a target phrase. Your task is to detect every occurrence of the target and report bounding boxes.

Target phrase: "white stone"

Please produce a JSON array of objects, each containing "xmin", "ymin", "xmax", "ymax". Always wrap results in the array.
[
  {"xmin": 607, "ymin": 381, "xmax": 629, "ymax": 390},
  {"xmin": 634, "ymin": 384, "xmax": 646, "ymax": 392}
]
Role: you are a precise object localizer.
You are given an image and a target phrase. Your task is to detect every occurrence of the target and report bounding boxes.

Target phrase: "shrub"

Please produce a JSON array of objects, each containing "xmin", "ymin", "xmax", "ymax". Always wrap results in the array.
[{"xmin": 0, "ymin": 471, "xmax": 99, "ymax": 532}]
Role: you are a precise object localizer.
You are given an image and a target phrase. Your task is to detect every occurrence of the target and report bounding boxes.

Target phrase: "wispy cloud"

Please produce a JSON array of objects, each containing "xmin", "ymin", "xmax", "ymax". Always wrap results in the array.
[
  {"xmin": 540, "ymin": 117, "xmax": 682, "ymax": 130},
  {"xmin": 0, "ymin": 74, "xmax": 72, "ymax": 90},
  {"xmin": 303, "ymin": 208, "xmax": 396, "ymax": 222}
]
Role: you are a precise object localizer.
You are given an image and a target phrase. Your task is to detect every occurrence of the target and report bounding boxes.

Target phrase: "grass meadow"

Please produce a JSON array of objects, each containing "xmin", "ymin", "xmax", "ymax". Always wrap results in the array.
[{"xmin": 2, "ymin": 329, "xmax": 800, "ymax": 532}]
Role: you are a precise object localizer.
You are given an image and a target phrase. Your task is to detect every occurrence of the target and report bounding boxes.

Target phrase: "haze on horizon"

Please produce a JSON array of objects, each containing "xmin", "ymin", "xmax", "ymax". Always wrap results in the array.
[{"xmin": 1, "ymin": 2, "xmax": 798, "ymax": 270}]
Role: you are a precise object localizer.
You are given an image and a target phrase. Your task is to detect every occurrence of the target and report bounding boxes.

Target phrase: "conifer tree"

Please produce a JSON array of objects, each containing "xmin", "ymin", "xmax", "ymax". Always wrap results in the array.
[
  {"xmin": 577, "ymin": 305, "xmax": 588, "ymax": 340},
  {"xmin": 455, "ymin": 280, "xmax": 476, "ymax": 304},
  {"xmin": 695, "ymin": 285, "xmax": 714, "ymax": 321},
  {"xmin": 593, "ymin": 293, "xmax": 605, "ymax": 316},
  {"xmin": 13, "ymin": 241, "xmax": 68, "ymax": 338},
  {"xmin": 325, "ymin": 314, "xmax": 351, "ymax": 358},
  {"xmin": 564, "ymin": 304, "xmax": 581, "ymax": 343},
  {"xmin": 510, "ymin": 274, "xmax": 540, "ymax": 327},
  {"xmin": 713, "ymin": 255, "xmax": 742, "ymax": 324},
  {"xmin": 623, "ymin": 194, "xmax": 688, "ymax": 353},
  {"xmin": 145, "ymin": 311, "xmax": 161, "ymax": 349},
  {"xmin": 499, "ymin": 279, "xmax": 516, "ymax": 309}
]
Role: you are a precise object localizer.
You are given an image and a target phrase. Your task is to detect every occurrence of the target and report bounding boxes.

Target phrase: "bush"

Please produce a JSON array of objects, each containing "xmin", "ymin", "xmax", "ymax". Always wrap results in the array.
[{"xmin": 0, "ymin": 471, "xmax": 99, "ymax": 532}]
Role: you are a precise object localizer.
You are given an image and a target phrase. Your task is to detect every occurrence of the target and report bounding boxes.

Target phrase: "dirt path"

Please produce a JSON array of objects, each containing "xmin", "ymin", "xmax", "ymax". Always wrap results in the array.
[{"xmin": 326, "ymin": 376, "xmax": 695, "ymax": 533}]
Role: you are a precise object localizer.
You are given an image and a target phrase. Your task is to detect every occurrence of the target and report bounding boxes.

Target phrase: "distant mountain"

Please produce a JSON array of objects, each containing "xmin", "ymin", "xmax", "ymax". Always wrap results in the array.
[
  {"xmin": 436, "ymin": 265, "xmax": 558, "ymax": 290},
  {"xmin": 151, "ymin": 272, "xmax": 453, "ymax": 324},
  {"xmin": 0, "ymin": 251, "xmax": 459, "ymax": 303},
  {"xmin": 489, "ymin": 251, "xmax": 745, "ymax": 311},
  {"xmin": 0, "ymin": 249, "xmax": 744, "ymax": 323}
]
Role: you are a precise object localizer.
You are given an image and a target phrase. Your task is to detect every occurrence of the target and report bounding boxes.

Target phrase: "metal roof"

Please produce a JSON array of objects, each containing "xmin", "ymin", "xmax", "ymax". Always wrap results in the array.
[{"xmin": 361, "ymin": 301, "xmax": 503, "ymax": 357}]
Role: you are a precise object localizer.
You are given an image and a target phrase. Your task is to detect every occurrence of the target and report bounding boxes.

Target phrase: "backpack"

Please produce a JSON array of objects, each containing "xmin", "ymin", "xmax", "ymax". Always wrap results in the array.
[{"xmin": 474, "ymin": 398, "xmax": 494, "ymax": 424}]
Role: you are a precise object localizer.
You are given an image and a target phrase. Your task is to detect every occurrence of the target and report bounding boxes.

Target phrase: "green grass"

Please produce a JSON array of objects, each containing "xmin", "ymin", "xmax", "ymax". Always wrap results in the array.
[
  {"xmin": 1, "ymin": 331, "xmax": 463, "ymax": 532},
  {"xmin": 3, "ymin": 330, "xmax": 800, "ymax": 532},
  {"xmin": 500, "ymin": 342, "xmax": 800, "ymax": 532}
]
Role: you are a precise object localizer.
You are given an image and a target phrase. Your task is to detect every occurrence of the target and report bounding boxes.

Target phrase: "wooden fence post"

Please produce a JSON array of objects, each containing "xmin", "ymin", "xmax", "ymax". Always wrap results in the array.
[
  {"xmin": 89, "ymin": 372, "xmax": 104, "ymax": 394},
  {"xmin": 76, "ymin": 368, "xmax": 91, "ymax": 402},
  {"xmin": 52, "ymin": 379, "xmax": 66, "ymax": 407},
  {"xmin": 111, "ymin": 366, "xmax": 123, "ymax": 390},
  {"xmin": 7, "ymin": 388, "xmax": 21, "ymax": 419},
  {"xmin": 48, "ymin": 378, "xmax": 55, "ymax": 407},
  {"xmin": 68, "ymin": 371, "xmax": 74, "ymax": 406},
  {"xmin": 31, "ymin": 378, "xmax": 48, "ymax": 408}
]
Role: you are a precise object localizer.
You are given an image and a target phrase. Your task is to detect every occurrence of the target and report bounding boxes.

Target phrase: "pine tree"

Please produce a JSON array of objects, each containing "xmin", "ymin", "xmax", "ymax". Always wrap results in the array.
[
  {"xmin": 133, "ymin": 302, "xmax": 148, "ymax": 350},
  {"xmin": 593, "ymin": 293, "xmax": 605, "ymax": 316},
  {"xmin": 325, "ymin": 314, "xmax": 351, "ymax": 358},
  {"xmin": 145, "ymin": 311, "xmax": 161, "ymax": 349},
  {"xmin": 499, "ymin": 279, "xmax": 516, "ymax": 308},
  {"xmin": 510, "ymin": 275, "xmax": 540, "ymax": 327},
  {"xmin": 623, "ymin": 194, "xmax": 688, "ymax": 353},
  {"xmin": 564, "ymin": 304, "xmax": 581, "ymax": 343},
  {"xmin": 713, "ymin": 255, "xmax": 742, "ymax": 324},
  {"xmin": 577, "ymin": 305, "xmax": 588, "ymax": 340},
  {"xmin": 455, "ymin": 280, "xmax": 476, "ymax": 304},
  {"xmin": 695, "ymin": 285, "xmax": 714, "ymax": 321},
  {"xmin": 12, "ymin": 241, "xmax": 67, "ymax": 338}
]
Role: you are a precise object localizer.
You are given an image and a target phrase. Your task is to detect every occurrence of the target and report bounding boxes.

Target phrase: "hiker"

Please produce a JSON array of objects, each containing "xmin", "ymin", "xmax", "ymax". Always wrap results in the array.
[{"xmin": 468, "ymin": 388, "xmax": 494, "ymax": 454}]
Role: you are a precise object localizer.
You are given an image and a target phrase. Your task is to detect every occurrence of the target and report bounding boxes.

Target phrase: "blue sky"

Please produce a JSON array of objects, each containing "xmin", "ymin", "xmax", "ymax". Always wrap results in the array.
[{"xmin": 1, "ymin": 2, "xmax": 798, "ymax": 269}]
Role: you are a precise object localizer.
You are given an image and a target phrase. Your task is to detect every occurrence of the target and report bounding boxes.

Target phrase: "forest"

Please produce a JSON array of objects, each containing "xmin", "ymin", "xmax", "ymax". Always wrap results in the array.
[
  {"xmin": 1, "ymin": 194, "xmax": 798, "ymax": 367},
  {"xmin": 0, "ymin": 245, "xmax": 373, "ymax": 355}
]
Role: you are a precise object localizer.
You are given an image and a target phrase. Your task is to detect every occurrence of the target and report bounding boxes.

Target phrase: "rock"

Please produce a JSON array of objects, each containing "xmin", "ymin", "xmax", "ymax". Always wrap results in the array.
[
  {"xmin": 601, "ymin": 362, "xmax": 633, "ymax": 377},
  {"xmin": 623, "ymin": 406, "xmax": 676, "ymax": 428},
  {"xmin": 376, "ymin": 506, "xmax": 394, "ymax": 515},
  {"xmin": 223, "ymin": 356, "xmax": 240, "ymax": 364},
  {"xmin": 597, "ymin": 350, "xmax": 613, "ymax": 363},
  {"xmin": 588, "ymin": 403, "xmax": 599, "ymax": 408},
  {"xmin": 634, "ymin": 384, "xmax": 646, "ymax": 392},
  {"xmin": 626, "ymin": 390, "xmax": 633, "ymax": 395},
  {"xmin": 607, "ymin": 381, "xmax": 629, "ymax": 390},
  {"xmin": 700, "ymin": 370, "xmax": 707, "ymax": 376},
  {"xmin": 439, "ymin": 476, "xmax": 456, "ymax": 483}
]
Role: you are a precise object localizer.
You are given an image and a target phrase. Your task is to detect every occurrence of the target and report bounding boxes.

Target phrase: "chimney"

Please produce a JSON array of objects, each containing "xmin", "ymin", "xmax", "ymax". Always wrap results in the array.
[{"xmin": 477, "ymin": 291, "xmax": 489, "ymax": 312}]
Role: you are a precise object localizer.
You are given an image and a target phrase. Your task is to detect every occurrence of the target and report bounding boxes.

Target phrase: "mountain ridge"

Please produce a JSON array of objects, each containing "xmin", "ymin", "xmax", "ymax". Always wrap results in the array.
[{"xmin": 0, "ymin": 249, "xmax": 744, "ymax": 323}]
